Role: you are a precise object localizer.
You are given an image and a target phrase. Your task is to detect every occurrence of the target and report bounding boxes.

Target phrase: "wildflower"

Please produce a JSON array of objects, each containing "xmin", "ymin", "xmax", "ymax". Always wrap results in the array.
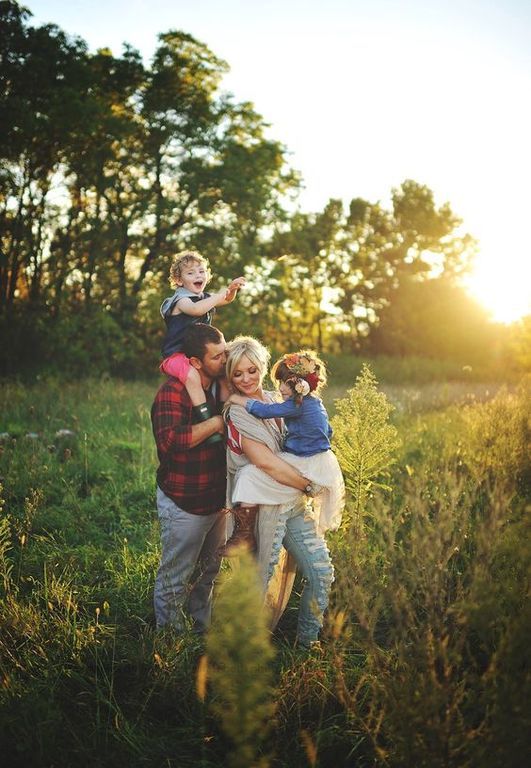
[
  {"xmin": 284, "ymin": 353, "xmax": 317, "ymax": 376},
  {"xmin": 55, "ymin": 429, "xmax": 76, "ymax": 438}
]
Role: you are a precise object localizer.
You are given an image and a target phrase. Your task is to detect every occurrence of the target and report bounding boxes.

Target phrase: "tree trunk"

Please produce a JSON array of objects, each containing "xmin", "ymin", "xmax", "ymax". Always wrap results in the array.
[
  {"xmin": 83, "ymin": 186, "xmax": 103, "ymax": 310},
  {"xmin": 1, "ymin": 161, "xmax": 32, "ymax": 313}
]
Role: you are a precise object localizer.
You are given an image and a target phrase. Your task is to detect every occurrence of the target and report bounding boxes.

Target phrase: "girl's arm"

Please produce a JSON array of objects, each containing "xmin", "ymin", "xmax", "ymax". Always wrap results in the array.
[
  {"xmin": 226, "ymin": 394, "xmax": 301, "ymax": 419},
  {"xmin": 241, "ymin": 436, "xmax": 309, "ymax": 490},
  {"xmin": 247, "ymin": 397, "xmax": 301, "ymax": 419}
]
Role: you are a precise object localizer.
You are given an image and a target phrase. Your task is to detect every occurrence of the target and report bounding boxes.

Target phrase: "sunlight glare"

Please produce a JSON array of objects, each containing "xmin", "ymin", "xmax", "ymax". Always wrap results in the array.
[{"xmin": 466, "ymin": 243, "xmax": 530, "ymax": 323}]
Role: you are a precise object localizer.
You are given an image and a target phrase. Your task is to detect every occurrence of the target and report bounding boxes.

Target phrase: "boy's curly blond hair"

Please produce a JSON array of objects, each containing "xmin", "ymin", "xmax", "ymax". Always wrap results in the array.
[{"xmin": 169, "ymin": 251, "xmax": 211, "ymax": 287}]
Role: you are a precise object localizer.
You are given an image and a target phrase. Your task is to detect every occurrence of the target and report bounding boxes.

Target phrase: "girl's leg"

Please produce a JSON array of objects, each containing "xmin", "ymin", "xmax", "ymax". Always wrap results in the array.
[
  {"xmin": 161, "ymin": 353, "xmax": 206, "ymax": 407},
  {"xmin": 161, "ymin": 353, "xmax": 221, "ymax": 443},
  {"xmin": 283, "ymin": 514, "xmax": 334, "ymax": 647}
]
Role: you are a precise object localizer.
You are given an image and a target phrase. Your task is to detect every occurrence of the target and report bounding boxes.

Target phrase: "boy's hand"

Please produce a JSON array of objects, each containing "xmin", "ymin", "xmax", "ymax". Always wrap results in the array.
[{"xmin": 225, "ymin": 276, "xmax": 246, "ymax": 300}]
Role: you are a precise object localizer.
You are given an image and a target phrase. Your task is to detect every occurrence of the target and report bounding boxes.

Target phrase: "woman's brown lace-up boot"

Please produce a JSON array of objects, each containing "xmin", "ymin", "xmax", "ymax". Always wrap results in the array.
[{"xmin": 220, "ymin": 505, "xmax": 259, "ymax": 557}]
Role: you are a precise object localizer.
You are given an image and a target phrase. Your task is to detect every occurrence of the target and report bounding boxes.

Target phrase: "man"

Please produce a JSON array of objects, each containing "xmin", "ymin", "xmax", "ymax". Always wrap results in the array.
[{"xmin": 151, "ymin": 323, "xmax": 227, "ymax": 630}]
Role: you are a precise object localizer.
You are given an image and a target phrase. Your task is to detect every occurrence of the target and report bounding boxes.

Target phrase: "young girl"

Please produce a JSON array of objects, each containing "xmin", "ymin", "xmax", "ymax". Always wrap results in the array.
[
  {"xmin": 160, "ymin": 250, "xmax": 245, "ymax": 441},
  {"xmin": 224, "ymin": 350, "xmax": 345, "ymax": 552}
]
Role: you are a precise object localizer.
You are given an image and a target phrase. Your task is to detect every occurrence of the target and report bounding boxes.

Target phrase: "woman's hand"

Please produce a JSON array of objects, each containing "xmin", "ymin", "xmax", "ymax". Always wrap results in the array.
[{"xmin": 226, "ymin": 393, "xmax": 249, "ymax": 407}]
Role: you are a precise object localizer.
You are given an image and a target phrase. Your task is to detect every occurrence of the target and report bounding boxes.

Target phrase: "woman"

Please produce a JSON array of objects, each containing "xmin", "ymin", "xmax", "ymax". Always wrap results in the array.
[{"xmin": 223, "ymin": 335, "xmax": 336, "ymax": 648}]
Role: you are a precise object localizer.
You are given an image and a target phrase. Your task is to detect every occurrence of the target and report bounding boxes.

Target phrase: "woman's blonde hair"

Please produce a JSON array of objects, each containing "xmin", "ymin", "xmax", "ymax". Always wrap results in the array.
[
  {"xmin": 169, "ymin": 250, "xmax": 211, "ymax": 287},
  {"xmin": 225, "ymin": 336, "xmax": 271, "ymax": 386}
]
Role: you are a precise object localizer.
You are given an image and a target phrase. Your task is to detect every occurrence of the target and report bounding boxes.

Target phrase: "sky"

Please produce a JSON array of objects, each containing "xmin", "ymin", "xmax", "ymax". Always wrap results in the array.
[{"xmin": 25, "ymin": 0, "xmax": 531, "ymax": 322}]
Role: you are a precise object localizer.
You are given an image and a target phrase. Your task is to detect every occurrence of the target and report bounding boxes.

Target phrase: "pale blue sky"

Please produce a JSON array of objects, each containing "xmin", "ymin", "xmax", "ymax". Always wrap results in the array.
[{"xmin": 24, "ymin": 0, "xmax": 531, "ymax": 320}]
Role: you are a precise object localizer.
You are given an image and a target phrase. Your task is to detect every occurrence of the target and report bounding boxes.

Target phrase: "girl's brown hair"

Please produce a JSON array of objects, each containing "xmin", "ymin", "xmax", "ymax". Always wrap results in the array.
[{"xmin": 271, "ymin": 350, "xmax": 327, "ymax": 402}]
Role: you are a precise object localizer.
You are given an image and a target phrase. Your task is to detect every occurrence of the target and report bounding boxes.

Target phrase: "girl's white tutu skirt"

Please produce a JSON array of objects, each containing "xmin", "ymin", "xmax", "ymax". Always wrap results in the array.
[{"xmin": 232, "ymin": 449, "xmax": 345, "ymax": 533}]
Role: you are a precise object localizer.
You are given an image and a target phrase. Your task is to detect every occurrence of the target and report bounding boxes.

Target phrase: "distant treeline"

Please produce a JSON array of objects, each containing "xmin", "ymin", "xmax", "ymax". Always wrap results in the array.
[{"xmin": 0, "ymin": 1, "xmax": 528, "ymax": 378}]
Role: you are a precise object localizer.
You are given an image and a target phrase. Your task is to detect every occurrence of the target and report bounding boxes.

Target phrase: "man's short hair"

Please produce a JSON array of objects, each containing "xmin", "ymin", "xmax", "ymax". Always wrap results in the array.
[{"xmin": 183, "ymin": 324, "xmax": 224, "ymax": 360}]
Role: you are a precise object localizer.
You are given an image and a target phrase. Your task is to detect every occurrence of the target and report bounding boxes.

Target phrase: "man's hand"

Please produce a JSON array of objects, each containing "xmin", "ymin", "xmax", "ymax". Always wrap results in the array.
[{"xmin": 211, "ymin": 414, "xmax": 225, "ymax": 434}]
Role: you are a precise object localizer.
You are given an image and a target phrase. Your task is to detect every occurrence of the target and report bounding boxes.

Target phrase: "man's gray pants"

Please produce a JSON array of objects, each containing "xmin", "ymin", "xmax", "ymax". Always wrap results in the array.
[{"xmin": 154, "ymin": 487, "xmax": 227, "ymax": 630}]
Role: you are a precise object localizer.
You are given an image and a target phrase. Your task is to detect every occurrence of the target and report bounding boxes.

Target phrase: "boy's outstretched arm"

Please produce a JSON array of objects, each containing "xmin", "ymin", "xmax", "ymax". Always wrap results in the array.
[
  {"xmin": 173, "ymin": 276, "xmax": 245, "ymax": 316},
  {"xmin": 173, "ymin": 289, "xmax": 232, "ymax": 317},
  {"xmin": 218, "ymin": 276, "xmax": 246, "ymax": 305}
]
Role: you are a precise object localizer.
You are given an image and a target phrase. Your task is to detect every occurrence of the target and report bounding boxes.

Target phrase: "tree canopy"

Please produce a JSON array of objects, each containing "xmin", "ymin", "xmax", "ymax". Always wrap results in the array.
[{"xmin": 1, "ymin": 1, "xmax": 517, "ymax": 378}]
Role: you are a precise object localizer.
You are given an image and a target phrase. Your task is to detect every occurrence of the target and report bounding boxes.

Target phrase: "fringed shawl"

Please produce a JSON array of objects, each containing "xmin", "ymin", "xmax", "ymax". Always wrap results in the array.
[{"xmin": 225, "ymin": 398, "xmax": 298, "ymax": 628}]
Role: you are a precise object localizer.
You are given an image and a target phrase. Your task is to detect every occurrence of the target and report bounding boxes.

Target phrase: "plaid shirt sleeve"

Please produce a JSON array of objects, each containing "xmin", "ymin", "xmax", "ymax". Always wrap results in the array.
[{"xmin": 151, "ymin": 379, "xmax": 226, "ymax": 515}]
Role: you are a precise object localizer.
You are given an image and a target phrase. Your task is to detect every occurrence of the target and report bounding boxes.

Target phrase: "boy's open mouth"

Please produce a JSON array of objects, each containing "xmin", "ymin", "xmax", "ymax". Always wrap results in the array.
[{"xmin": 193, "ymin": 281, "xmax": 204, "ymax": 290}]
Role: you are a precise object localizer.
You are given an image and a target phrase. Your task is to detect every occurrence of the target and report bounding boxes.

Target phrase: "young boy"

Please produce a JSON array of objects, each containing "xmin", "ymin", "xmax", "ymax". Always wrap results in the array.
[{"xmin": 160, "ymin": 250, "xmax": 245, "ymax": 442}]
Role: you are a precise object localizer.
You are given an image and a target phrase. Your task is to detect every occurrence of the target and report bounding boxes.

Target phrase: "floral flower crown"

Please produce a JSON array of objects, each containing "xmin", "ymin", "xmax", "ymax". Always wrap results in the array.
[{"xmin": 283, "ymin": 353, "xmax": 320, "ymax": 397}]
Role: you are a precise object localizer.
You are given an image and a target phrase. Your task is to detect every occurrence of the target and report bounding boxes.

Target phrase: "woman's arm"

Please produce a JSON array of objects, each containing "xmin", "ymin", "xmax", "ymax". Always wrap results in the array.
[{"xmin": 241, "ymin": 436, "xmax": 308, "ymax": 491}]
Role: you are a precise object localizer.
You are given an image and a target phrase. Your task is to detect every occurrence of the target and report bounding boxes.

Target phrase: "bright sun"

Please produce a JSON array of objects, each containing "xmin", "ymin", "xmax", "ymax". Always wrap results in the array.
[{"xmin": 466, "ymin": 240, "xmax": 530, "ymax": 324}]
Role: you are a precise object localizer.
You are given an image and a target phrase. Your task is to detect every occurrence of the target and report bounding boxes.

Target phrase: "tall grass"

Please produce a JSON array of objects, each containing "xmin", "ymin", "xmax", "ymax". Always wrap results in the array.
[
  {"xmin": 0, "ymin": 373, "xmax": 529, "ymax": 766},
  {"xmin": 327, "ymin": 376, "xmax": 530, "ymax": 767},
  {"xmin": 206, "ymin": 550, "xmax": 276, "ymax": 768}
]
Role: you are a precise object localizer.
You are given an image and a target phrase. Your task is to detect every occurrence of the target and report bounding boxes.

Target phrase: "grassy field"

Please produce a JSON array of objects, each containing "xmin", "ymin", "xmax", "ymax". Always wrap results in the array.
[{"xmin": 0, "ymin": 364, "xmax": 529, "ymax": 767}]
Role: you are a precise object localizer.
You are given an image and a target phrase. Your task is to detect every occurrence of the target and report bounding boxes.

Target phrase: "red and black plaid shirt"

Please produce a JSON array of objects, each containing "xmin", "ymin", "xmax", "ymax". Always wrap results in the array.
[{"xmin": 151, "ymin": 378, "xmax": 226, "ymax": 515}]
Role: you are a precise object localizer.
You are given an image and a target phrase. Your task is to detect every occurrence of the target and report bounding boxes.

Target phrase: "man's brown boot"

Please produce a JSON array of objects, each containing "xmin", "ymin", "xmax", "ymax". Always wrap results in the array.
[{"xmin": 220, "ymin": 505, "xmax": 259, "ymax": 557}]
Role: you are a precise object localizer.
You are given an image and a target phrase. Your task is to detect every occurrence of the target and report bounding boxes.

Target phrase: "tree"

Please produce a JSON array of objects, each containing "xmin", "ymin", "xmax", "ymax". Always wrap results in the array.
[
  {"xmin": 368, "ymin": 276, "xmax": 493, "ymax": 363},
  {"xmin": 0, "ymin": 10, "xmax": 299, "ymax": 374},
  {"xmin": 339, "ymin": 180, "xmax": 476, "ymax": 346},
  {"xmin": 257, "ymin": 199, "xmax": 345, "ymax": 351},
  {"xmin": 0, "ymin": 1, "xmax": 89, "ymax": 314},
  {"xmin": 250, "ymin": 181, "xmax": 476, "ymax": 352}
]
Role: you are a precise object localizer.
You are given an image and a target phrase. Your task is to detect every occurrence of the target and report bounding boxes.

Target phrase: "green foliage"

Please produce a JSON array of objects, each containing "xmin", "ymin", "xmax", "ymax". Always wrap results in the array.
[
  {"xmin": 0, "ymin": 3, "xmax": 298, "ymax": 379},
  {"xmin": 461, "ymin": 376, "xmax": 531, "ymax": 490},
  {"xmin": 0, "ymin": 494, "xmax": 13, "ymax": 596},
  {"xmin": 331, "ymin": 364, "xmax": 400, "ymax": 522},
  {"xmin": 2, "ymin": 3, "xmax": 516, "ymax": 376},
  {"xmin": 0, "ymin": 375, "xmax": 529, "ymax": 766},
  {"xmin": 328, "ymin": 379, "xmax": 530, "ymax": 767},
  {"xmin": 206, "ymin": 551, "xmax": 276, "ymax": 768},
  {"xmin": 368, "ymin": 276, "xmax": 496, "ymax": 363},
  {"xmin": 506, "ymin": 314, "xmax": 531, "ymax": 372}
]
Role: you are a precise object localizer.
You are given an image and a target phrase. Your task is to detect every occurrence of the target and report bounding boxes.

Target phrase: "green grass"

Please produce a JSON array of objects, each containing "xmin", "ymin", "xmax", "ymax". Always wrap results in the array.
[{"xmin": 0, "ymin": 369, "xmax": 529, "ymax": 767}]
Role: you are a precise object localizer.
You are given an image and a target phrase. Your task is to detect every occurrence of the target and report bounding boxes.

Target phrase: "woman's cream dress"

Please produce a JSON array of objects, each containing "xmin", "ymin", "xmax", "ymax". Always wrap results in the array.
[{"xmin": 225, "ymin": 396, "xmax": 303, "ymax": 628}]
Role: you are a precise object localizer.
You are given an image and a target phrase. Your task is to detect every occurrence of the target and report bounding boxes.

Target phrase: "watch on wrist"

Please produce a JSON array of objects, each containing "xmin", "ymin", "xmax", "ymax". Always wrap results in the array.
[{"xmin": 304, "ymin": 482, "xmax": 315, "ymax": 497}]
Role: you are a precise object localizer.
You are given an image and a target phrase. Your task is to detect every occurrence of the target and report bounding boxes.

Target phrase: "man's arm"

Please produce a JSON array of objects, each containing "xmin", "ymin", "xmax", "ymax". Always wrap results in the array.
[
  {"xmin": 152, "ymin": 387, "xmax": 223, "ymax": 455},
  {"xmin": 240, "ymin": 436, "xmax": 308, "ymax": 490},
  {"xmin": 189, "ymin": 417, "xmax": 224, "ymax": 447}
]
